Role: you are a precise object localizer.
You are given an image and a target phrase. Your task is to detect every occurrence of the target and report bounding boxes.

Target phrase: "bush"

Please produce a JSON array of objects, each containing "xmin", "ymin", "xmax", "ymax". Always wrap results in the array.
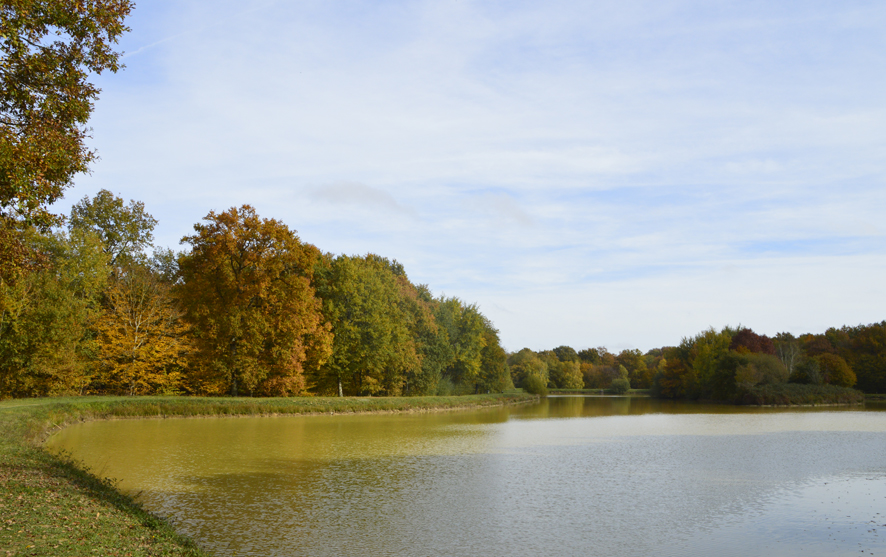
[
  {"xmin": 435, "ymin": 377, "xmax": 455, "ymax": 396},
  {"xmin": 610, "ymin": 377, "xmax": 631, "ymax": 394},
  {"xmin": 791, "ymin": 357, "xmax": 822, "ymax": 385},
  {"xmin": 738, "ymin": 383, "xmax": 863, "ymax": 405},
  {"xmin": 523, "ymin": 374, "xmax": 548, "ymax": 396}
]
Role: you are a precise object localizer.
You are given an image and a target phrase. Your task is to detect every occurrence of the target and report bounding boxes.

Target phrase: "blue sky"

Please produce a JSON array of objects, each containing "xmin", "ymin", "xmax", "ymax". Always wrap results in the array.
[{"xmin": 55, "ymin": 0, "xmax": 886, "ymax": 352}]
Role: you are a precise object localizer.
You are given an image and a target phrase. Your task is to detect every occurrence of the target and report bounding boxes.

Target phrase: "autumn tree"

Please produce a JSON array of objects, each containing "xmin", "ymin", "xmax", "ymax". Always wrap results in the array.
[
  {"xmin": 653, "ymin": 347, "xmax": 691, "ymax": 399},
  {"xmin": 178, "ymin": 206, "xmax": 331, "ymax": 396},
  {"xmin": 846, "ymin": 322, "xmax": 886, "ymax": 393},
  {"xmin": 729, "ymin": 328, "xmax": 776, "ymax": 355},
  {"xmin": 816, "ymin": 353, "xmax": 856, "ymax": 388},
  {"xmin": 0, "ymin": 1, "xmax": 133, "ymax": 280},
  {"xmin": 95, "ymin": 264, "xmax": 190, "ymax": 395},
  {"xmin": 800, "ymin": 334, "xmax": 835, "ymax": 357},
  {"xmin": 393, "ymin": 279, "xmax": 449, "ymax": 396}
]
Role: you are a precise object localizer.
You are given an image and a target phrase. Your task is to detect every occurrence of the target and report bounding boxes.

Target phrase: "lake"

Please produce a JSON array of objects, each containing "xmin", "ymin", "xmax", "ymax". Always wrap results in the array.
[{"xmin": 46, "ymin": 396, "xmax": 886, "ymax": 556}]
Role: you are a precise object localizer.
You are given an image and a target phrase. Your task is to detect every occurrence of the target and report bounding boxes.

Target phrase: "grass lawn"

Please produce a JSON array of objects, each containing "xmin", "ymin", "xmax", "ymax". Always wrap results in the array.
[{"xmin": 0, "ymin": 393, "xmax": 534, "ymax": 556}]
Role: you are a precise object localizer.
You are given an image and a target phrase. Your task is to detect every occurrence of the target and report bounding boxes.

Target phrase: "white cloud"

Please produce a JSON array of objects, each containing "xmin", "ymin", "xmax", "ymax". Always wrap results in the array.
[
  {"xmin": 59, "ymin": 0, "xmax": 886, "ymax": 351},
  {"xmin": 308, "ymin": 182, "xmax": 414, "ymax": 215}
]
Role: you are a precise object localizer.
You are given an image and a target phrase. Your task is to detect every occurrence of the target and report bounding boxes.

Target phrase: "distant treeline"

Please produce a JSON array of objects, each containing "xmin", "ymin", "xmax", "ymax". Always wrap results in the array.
[
  {"xmin": 0, "ymin": 191, "xmax": 512, "ymax": 399},
  {"xmin": 513, "ymin": 323, "xmax": 886, "ymax": 399}
]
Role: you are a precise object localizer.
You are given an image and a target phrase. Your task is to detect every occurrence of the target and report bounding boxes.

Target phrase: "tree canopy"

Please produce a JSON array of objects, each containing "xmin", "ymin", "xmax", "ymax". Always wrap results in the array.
[
  {"xmin": 0, "ymin": 1, "xmax": 133, "ymax": 228},
  {"xmin": 177, "ymin": 206, "xmax": 331, "ymax": 396},
  {"xmin": 69, "ymin": 189, "xmax": 157, "ymax": 266},
  {"xmin": 2, "ymin": 190, "xmax": 884, "ymax": 401},
  {"xmin": 0, "ymin": 1, "xmax": 132, "ymax": 286}
]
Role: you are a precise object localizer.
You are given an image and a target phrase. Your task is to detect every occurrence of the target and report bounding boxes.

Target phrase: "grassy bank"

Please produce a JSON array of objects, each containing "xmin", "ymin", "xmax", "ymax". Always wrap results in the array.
[
  {"xmin": 0, "ymin": 393, "xmax": 534, "ymax": 556},
  {"xmin": 735, "ymin": 384, "xmax": 865, "ymax": 406},
  {"xmin": 548, "ymin": 388, "xmax": 651, "ymax": 396}
]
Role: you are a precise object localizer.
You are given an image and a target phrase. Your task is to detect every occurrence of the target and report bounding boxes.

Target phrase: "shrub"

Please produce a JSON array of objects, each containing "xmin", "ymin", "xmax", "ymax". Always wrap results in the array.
[
  {"xmin": 610, "ymin": 377, "xmax": 631, "ymax": 394},
  {"xmin": 435, "ymin": 377, "xmax": 455, "ymax": 396},
  {"xmin": 523, "ymin": 374, "xmax": 548, "ymax": 396},
  {"xmin": 738, "ymin": 383, "xmax": 863, "ymax": 405}
]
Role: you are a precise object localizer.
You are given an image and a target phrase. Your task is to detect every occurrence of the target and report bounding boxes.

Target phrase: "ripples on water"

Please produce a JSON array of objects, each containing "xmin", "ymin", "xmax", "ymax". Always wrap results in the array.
[{"xmin": 46, "ymin": 397, "xmax": 886, "ymax": 556}]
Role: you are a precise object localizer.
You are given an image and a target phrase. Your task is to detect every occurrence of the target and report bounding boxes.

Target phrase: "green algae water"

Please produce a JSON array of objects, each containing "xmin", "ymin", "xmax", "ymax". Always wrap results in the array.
[{"xmin": 46, "ymin": 397, "xmax": 886, "ymax": 556}]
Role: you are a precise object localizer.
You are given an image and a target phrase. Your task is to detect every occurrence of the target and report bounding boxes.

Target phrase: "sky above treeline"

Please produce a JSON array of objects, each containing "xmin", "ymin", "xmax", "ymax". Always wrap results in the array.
[{"xmin": 54, "ymin": 0, "xmax": 886, "ymax": 353}]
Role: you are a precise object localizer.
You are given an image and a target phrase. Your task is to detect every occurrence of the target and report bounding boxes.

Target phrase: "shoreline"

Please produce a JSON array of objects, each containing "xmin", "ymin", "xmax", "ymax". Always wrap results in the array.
[{"xmin": 0, "ymin": 393, "xmax": 536, "ymax": 556}]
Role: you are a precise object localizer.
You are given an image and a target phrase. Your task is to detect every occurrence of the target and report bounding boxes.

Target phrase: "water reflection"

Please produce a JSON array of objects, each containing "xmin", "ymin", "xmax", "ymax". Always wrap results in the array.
[{"xmin": 47, "ymin": 397, "xmax": 886, "ymax": 557}]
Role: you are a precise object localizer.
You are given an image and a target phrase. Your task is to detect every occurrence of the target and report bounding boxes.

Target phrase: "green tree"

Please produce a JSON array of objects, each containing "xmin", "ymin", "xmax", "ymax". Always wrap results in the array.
[
  {"xmin": 552, "ymin": 345, "xmax": 579, "ymax": 363},
  {"xmin": 177, "ymin": 206, "xmax": 331, "ymax": 396},
  {"xmin": 616, "ymin": 348, "xmax": 650, "ymax": 389},
  {"xmin": 434, "ymin": 297, "xmax": 486, "ymax": 392},
  {"xmin": 523, "ymin": 373, "xmax": 548, "ymax": 396},
  {"xmin": 578, "ymin": 348, "xmax": 602, "ymax": 365},
  {"xmin": 312, "ymin": 254, "xmax": 419, "ymax": 396},
  {"xmin": 688, "ymin": 328, "xmax": 732, "ymax": 397},
  {"xmin": 610, "ymin": 365, "xmax": 631, "ymax": 394},
  {"xmin": 0, "ymin": 227, "xmax": 108, "ymax": 397},
  {"xmin": 69, "ymin": 189, "xmax": 158, "ymax": 266},
  {"xmin": 508, "ymin": 348, "xmax": 548, "ymax": 389},
  {"xmin": 476, "ymin": 320, "xmax": 513, "ymax": 393},
  {"xmin": 731, "ymin": 352, "xmax": 789, "ymax": 393},
  {"xmin": 791, "ymin": 356, "xmax": 823, "ymax": 385},
  {"xmin": 542, "ymin": 350, "xmax": 582, "ymax": 389}
]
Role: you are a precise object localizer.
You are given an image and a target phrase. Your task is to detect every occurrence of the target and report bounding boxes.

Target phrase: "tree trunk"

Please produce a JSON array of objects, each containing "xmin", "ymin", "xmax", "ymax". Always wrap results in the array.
[{"xmin": 230, "ymin": 341, "xmax": 239, "ymax": 396}]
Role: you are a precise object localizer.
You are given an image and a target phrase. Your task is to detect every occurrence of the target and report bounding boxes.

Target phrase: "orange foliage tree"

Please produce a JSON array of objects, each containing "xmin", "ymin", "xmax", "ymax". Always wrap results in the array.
[{"xmin": 178, "ymin": 206, "xmax": 331, "ymax": 396}]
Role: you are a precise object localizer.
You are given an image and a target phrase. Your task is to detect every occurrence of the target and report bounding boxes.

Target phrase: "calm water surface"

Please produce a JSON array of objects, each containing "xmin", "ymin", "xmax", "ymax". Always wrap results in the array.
[{"xmin": 47, "ymin": 397, "xmax": 886, "ymax": 556}]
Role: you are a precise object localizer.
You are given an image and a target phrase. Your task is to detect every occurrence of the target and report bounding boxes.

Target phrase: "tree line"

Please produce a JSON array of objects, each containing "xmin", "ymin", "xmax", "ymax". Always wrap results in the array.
[
  {"xmin": 0, "ymin": 191, "xmax": 512, "ymax": 398},
  {"xmin": 513, "ymin": 323, "xmax": 886, "ymax": 398},
  {"xmin": 4, "ymin": 187, "xmax": 883, "ymax": 401}
]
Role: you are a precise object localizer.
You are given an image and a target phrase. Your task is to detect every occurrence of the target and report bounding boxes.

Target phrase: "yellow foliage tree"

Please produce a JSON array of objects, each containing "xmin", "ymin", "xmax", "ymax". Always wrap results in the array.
[{"xmin": 96, "ymin": 265, "xmax": 190, "ymax": 395}]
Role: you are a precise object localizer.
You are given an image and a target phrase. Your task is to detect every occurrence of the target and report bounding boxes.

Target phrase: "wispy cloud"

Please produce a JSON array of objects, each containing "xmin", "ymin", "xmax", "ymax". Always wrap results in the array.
[
  {"xmin": 308, "ymin": 182, "xmax": 414, "ymax": 216},
  {"xmin": 62, "ymin": 0, "xmax": 886, "ymax": 351}
]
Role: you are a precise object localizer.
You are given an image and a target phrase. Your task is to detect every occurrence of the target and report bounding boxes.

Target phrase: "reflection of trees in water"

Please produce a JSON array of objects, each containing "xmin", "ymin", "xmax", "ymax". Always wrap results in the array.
[{"xmin": 526, "ymin": 396, "xmax": 666, "ymax": 418}]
